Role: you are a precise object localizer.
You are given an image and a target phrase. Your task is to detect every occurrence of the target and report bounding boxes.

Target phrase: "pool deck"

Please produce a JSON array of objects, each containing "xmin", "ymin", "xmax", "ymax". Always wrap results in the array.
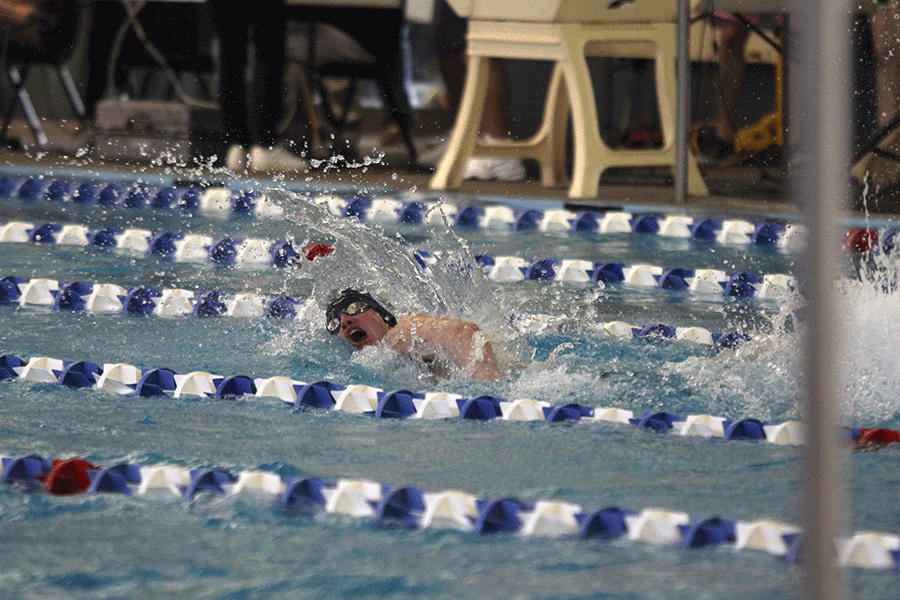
[{"xmin": 0, "ymin": 117, "xmax": 894, "ymax": 226}]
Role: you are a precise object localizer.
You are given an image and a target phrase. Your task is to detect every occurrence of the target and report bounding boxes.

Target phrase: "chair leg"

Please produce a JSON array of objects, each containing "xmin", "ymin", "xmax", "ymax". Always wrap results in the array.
[
  {"xmin": 8, "ymin": 66, "xmax": 48, "ymax": 148},
  {"xmin": 57, "ymin": 66, "xmax": 86, "ymax": 121},
  {"xmin": 527, "ymin": 63, "xmax": 568, "ymax": 187},
  {"xmin": 559, "ymin": 36, "xmax": 606, "ymax": 199},
  {"xmin": 652, "ymin": 35, "xmax": 708, "ymax": 197},
  {"xmin": 286, "ymin": 61, "xmax": 324, "ymax": 152},
  {"xmin": 430, "ymin": 54, "xmax": 491, "ymax": 191},
  {"xmin": 549, "ymin": 67, "xmax": 570, "ymax": 185},
  {"xmin": 0, "ymin": 63, "xmax": 17, "ymax": 142},
  {"xmin": 376, "ymin": 78, "xmax": 419, "ymax": 167}
]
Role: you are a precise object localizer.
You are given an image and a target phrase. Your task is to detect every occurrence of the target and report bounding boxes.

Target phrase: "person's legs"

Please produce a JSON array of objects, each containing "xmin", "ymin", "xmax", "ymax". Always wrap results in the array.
[
  {"xmin": 713, "ymin": 17, "xmax": 750, "ymax": 143},
  {"xmin": 480, "ymin": 58, "xmax": 512, "ymax": 139},
  {"xmin": 467, "ymin": 58, "xmax": 525, "ymax": 180},
  {"xmin": 436, "ymin": 49, "xmax": 466, "ymax": 123},
  {"xmin": 433, "ymin": 0, "xmax": 467, "ymax": 122},
  {"xmin": 247, "ymin": 10, "xmax": 308, "ymax": 173},
  {"xmin": 248, "ymin": 4, "xmax": 288, "ymax": 148},
  {"xmin": 437, "ymin": 51, "xmax": 511, "ymax": 139},
  {"xmin": 212, "ymin": 0, "xmax": 305, "ymax": 172},
  {"xmin": 209, "ymin": 0, "xmax": 252, "ymax": 148},
  {"xmin": 694, "ymin": 13, "xmax": 750, "ymax": 161},
  {"xmin": 431, "ymin": 0, "xmax": 524, "ymax": 180},
  {"xmin": 852, "ymin": 0, "xmax": 900, "ymax": 188}
]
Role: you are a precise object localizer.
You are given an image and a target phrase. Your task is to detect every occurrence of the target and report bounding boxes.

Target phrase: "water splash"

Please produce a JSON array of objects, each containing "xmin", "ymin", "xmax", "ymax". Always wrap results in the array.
[
  {"xmin": 836, "ymin": 245, "xmax": 900, "ymax": 424},
  {"xmin": 256, "ymin": 186, "xmax": 900, "ymax": 426},
  {"xmin": 715, "ymin": 220, "xmax": 900, "ymax": 426},
  {"xmin": 265, "ymin": 189, "xmax": 497, "ymax": 317},
  {"xmin": 264, "ymin": 187, "xmax": 528, "ymax": 375}
]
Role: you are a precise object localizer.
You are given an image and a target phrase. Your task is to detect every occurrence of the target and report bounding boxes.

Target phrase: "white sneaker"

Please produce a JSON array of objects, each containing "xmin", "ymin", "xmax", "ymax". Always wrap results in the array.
[
  {"xmin": 462, "ymin": 135, "xmax": 527, "ymax": 182},
  {"xmin": 226, "ymin": 144, "xmax": 248, "ymax": 172},
  {"xmin": 248, "ymin": 145, "xmax": 309, "ymax": 173},
  {"xmin": 418, "ymin": 139, "xmax": 448, "ymax": 167},
  {"xmin": 463, "ymin": 156, "xmax": 526, "ymax": 182},
  {"xmin": 463, "ymin": 156, "xmax": 490, "ymax": 180},
  {"xmin": 484, "ymin": 156, "xmax": 526, "ymax": 181}
]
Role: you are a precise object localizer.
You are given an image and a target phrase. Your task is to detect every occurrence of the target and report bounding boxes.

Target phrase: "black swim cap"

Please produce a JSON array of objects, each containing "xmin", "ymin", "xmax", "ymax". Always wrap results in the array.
[{"xmin": 325, "ymin": 289, "xmax": 397, "ymax": 333}]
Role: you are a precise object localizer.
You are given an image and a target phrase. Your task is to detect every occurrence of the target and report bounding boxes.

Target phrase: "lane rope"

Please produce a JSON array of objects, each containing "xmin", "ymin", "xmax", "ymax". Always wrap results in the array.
[
  {"xmin": 2, "ymin": 177, "xmax": 889, "ymax": 260},
  {"xmin": 0, "ymin": 176, "xmax": 812, "ymax": 250},
  {"xmin": 0, "ymin": 218, "xmax": 798, "ymax": 299},
  {"xmin": 6, "ymin": 178, "xmax": 898, "ymax": 575},
  {"xmin": 1, "ymin": 451, "xmax": 897, "ymax": 570},
  {"xmin": 6, "ymin": 351, "xmax": 897, "ymax": 449},
  {"xmin": 0, "ymin": 273, "xmax": 760, "ymax": 346}
]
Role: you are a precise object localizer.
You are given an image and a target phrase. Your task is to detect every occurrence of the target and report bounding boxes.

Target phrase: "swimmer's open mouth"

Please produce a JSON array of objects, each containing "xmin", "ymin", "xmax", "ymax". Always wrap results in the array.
[{"xmin": 349, "ymin": 328, "xmax": 366, "ymax": 343}]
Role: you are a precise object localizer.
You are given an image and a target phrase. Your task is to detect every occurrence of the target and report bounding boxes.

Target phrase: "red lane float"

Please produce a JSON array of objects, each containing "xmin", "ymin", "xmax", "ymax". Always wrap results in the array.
[
  {"xmin": 42, "ymin": 458, "xmax": 98, "ymax": 495},
  {"xmin": 853, "ymin": 428, "xmax": 900, "ymax": 448},
  {"xmin": 846, "ymin": 228, "xmax": 878, "ymax": 253}
]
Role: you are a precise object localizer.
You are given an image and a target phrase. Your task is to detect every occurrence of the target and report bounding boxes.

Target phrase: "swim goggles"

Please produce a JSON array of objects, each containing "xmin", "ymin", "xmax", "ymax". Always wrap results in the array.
[{"xmin": 326, "ymin": 300, "xmax": 371, "ymax": 334}]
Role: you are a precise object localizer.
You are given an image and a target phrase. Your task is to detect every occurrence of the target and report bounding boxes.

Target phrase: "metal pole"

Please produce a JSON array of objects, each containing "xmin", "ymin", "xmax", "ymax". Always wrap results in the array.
[
  {"xmin": 674, "ymin": 0, "xmax": 689, "ymax": 203},
  {"xmin": 789, "ymin": 2, "xmax": 850, "ymax": 599}
]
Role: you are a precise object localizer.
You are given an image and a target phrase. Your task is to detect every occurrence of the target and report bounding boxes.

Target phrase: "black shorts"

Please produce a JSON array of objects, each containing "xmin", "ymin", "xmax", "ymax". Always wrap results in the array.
[{"xmin": 433, "ymin": 0, "xmax": 467, "ymax": 54}]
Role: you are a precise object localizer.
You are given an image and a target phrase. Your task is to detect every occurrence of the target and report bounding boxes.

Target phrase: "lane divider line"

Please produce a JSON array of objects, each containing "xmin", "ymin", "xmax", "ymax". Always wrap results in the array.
[
  {"xmin": 0, "ymin": 176, "xmax": 813, "ymax": 250},
  {"xmin": 4, "ymin": 351, "xmax": 894, "ymax": 449},
  {"xmin": 1, "ymin": 451, "xmax": 897, "ymax": 570},
  {"xmin": 0, "ymin": 217, "xmax": 799, "ymax": 299},
  {"xmin": 0, "ymin": 273, "xmax": 759, "ymax": 346}
]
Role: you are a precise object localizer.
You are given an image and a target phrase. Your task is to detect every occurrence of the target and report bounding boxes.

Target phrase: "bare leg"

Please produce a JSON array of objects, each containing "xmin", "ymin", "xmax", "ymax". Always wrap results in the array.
[
  {"xmin": 871, "ymin": 0, "xmax": 900, "ymax": 128},
  {"xmin": 480, "ymin": 58, "xmax": 512, "ymax": 138},
  {"xmin": 436, "ymin": 48, "xmax": 466, "ymax": 122},
  {"xmin": 439, "ymin": 52, "xmax": 511, "ymax": 138},
  {"xmin": 714, "ymin": 18, "xmax": 750, "ymax": 143}
]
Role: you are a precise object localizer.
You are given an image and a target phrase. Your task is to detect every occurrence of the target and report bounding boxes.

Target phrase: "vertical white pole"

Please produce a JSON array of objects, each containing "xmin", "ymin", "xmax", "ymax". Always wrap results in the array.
[
  {"xmin": 675, "ymin": 0, "xmax": 690, "ymax": 203},
  {"xmin": 789, "ymin": 2, "xmax": 849, "ymax": 599}
]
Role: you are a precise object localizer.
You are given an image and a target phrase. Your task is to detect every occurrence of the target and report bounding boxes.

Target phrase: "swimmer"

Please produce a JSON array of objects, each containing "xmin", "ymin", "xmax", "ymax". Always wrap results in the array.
[{"xmin": 325, "ymin": 288, "xmax": 501, "ymax": 381}]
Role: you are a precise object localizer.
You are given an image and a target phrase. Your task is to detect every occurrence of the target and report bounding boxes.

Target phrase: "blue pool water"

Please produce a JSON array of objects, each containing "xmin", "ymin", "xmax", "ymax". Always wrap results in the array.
[{"xmin": 1, "ymin": 170, "xmax": 899, "ymax": 599}]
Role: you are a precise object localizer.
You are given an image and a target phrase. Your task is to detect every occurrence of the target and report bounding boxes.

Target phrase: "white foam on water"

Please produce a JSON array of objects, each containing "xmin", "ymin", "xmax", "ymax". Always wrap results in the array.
[
  {"xmin": 264, "ymin": 188, "xmax": 529, "ymax": 377},
  {"xmin": 837, "ymin": 251, "xmax": 900, "ymax": 423}
]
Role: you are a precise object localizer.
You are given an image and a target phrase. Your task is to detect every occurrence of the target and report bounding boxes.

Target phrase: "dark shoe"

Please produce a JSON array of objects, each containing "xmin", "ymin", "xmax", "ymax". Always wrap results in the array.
[{"xmin": 693, "ymin": 126, "xmax": 734, "ymax": 162}]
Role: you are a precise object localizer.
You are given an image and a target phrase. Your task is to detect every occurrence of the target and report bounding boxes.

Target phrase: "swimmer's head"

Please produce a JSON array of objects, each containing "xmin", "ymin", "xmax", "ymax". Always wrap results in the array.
[{"xmin": 325, "ymin": 289, "xmax": 397, "ymax": 349}]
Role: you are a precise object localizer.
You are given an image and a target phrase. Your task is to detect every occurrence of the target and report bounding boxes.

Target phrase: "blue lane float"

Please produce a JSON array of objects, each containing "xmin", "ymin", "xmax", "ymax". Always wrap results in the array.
[
  {"xmin": 5, "ymin": 275, "xmax": 303, "ymax": 319},
  {"xmin": 0, "ymin": 219, "xmax": 300, "ymax": 268},
  {"xmin": 0, "ymin": 217, "xmax": 800, "ymax": 299},
  {"xmin": 0, "ymin": 176, "xmax": 815, "ymax": 250},
  {"xmin": 2, "ymin": 450, "xmax": 897, "ymax": 570},
  {"xmin": 0, "ymin": 345, "xmax": 841, "ymax": 451},
  {"xmin": 0, "ymin": 352, "xmax": 815, "ymax": 447},
  {"xmin": 0, "ymin": 273, "xmax": 759, "ymax": 349},
  {"xmin": 423, "ymin": 252, "xmax": 796, "ymax": 299}
]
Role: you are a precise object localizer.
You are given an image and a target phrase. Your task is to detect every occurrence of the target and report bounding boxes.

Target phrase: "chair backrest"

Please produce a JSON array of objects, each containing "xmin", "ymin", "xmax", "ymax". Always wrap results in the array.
[
  {"xmin": 446, "ymin": 0, "xmax": 790, "ymax": 24},
  {"xmin": 446, "ymin": 0, "xmax": 681, "ymax": 23}
]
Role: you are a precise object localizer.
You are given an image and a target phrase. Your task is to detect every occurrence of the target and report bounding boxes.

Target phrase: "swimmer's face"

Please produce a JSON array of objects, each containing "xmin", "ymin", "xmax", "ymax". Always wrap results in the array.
[{"xmin": 335, "ymin": 307, "xmax": 392, "ymax": 350}]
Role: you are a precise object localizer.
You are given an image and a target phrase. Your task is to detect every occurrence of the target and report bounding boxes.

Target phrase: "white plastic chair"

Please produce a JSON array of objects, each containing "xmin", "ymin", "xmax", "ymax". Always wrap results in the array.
[{"xmin": 430, "ymin": 0, "xmax": 709, "ymax": 198}]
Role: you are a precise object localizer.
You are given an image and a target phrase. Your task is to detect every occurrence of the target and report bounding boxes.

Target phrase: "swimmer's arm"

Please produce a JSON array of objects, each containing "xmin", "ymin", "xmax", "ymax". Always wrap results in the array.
[{"xmin": 384, "ymin": 315, "xmax": 501, "ymax": 381}]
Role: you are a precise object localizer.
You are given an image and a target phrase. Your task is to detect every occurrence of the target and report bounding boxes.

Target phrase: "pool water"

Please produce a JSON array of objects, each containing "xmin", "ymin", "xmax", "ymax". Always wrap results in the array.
[{"xmin": 0, "ymin": 174, "xmax": 899, "ymax": 600}]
